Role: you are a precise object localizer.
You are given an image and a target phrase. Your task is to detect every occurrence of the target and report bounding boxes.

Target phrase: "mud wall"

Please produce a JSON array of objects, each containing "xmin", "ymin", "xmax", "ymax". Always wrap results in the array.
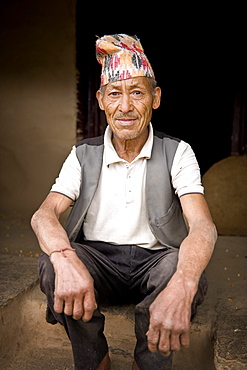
[{"xmin": 0, "ymin": 0, "xmax": 76, "ymax": 215}]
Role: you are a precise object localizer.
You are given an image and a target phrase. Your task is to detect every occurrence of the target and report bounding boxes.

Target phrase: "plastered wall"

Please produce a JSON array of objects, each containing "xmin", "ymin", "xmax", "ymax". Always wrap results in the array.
[{"xmin": 0, "ymin": 0, "xmax": 77, "ymax": 215}]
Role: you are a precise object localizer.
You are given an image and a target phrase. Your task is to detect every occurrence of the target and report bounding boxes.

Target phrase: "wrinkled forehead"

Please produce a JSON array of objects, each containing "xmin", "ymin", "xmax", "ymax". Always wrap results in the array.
[{"xmin": 104, "ymin": 77, "xmax": 151, "ymax": 91}]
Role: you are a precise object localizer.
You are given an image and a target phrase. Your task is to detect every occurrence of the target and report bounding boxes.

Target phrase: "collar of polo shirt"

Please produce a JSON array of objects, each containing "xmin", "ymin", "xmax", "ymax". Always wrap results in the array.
[{"xmin": 104, "ymin": 123, "xmax": 154, "ymax": 167}]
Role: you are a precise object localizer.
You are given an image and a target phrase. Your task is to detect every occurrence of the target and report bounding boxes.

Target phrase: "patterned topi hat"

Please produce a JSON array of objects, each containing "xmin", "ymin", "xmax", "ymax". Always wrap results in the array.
[{"xmin": 96, "ymin": 34, "xmax": 155, "ymax": 86}]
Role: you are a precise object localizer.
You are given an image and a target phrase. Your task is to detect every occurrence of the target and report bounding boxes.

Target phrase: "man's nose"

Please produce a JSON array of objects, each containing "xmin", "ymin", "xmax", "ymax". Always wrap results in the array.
[{"xmin": 118, "ymin": 93, "xmax": 133, "ymax": 113}]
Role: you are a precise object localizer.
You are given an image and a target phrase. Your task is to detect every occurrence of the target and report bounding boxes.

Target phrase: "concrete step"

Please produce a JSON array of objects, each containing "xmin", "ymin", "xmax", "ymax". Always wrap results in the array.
[
  {"xmin": 1, "ymin": 282, "xmax": 214, "ymax": 370},
  {"xmin": 0, "ymin": 236, "xmax": 246, "ymax": 369}
]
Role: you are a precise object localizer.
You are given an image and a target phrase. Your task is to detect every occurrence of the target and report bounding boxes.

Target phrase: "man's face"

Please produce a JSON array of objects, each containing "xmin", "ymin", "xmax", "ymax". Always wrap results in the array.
[{"xmin": 96, "ymin": 77, "xmax": 161, "ymax": 140}]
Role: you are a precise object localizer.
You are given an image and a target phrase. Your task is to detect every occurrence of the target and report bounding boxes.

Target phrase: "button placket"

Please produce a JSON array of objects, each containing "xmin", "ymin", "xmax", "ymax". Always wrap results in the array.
[{"xmin": 125, "ymin": 163, "xmax": 134, "ymax": 204}]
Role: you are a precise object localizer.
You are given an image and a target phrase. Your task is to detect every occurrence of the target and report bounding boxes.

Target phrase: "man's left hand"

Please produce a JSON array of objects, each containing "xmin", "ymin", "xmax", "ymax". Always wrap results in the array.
[{"xmin": 147, "ymin": 273, "xmax": 197, "ymax": 356}]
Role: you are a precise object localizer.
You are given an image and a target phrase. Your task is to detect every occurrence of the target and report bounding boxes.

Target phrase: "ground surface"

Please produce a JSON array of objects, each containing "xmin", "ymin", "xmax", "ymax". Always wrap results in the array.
[{"xmin": 0, "ymin": 212, "xmax": 246, "ymax": 369}]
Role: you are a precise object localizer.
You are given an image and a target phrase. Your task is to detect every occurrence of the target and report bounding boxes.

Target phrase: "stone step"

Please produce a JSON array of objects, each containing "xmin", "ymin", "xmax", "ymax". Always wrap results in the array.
[{"xmin": 1, "ymin": 236, "xmax": 246, "ymax": 369}]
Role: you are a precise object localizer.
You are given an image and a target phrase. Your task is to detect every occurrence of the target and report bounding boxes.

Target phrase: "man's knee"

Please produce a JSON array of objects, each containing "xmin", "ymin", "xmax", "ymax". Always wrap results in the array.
[
  {"xmin": 146, "ymin": 249, "xmax": 178, "ymax": 293},
  {"xmin": 191, "ymin": 271, "xmax": 208, "ymax": 316},
  {"xmin": 38, "ymin": 254, "xmax": 55, "ymax": 294},
  {"xmin": 135, "ymin": 249, "xmax": 179, "ymax": 311}
]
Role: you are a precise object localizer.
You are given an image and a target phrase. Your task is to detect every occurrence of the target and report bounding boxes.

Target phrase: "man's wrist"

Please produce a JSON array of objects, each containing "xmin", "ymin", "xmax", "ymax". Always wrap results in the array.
[
  {"xmin": 49, "ymin": 247, "xmax": 76, "ymax": 258},
  {"xmin": 49, "ymin": 247, "xmax": 78, "ymax": 265},
  {"xmin": 168, "ymin": 270, "xmax": 199, "ymax": 296}
]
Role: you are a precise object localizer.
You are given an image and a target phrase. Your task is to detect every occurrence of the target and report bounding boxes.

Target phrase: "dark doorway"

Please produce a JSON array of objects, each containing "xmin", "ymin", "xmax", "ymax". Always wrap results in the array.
[{"xmin": 76, "ymin": 9, "xmax": 246, "ymax": 175}]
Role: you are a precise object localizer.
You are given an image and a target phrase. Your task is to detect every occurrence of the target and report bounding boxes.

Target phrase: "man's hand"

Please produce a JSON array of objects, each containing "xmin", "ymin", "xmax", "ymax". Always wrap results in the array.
[
  {"xmin": 147, "ymin": 194, "xmax": 217, "ymax": 356},
  {"xmin": 147, "ymin": 273, "xmax": 197, "ymax": 356},
  {"xmin": 51, "ymin": 251, "xmax": 97, "ymax": 321},
  {"xmin": 31, "ymin": 193, "xmax": 97, "ymax": 322}
]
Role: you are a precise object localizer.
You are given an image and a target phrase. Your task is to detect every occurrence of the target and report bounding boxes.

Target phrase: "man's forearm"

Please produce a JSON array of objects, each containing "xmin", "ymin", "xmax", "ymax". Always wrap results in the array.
[
  {"xmin": 177, "ymin": 219, "xmax": 217, "ymax": 280},
  {"xmin": 175, "ymin": 193, "xmax": 217, "ymax": 285},
  {"xmin": 31, "ymin": 207, "xmax": 72, "ymax": 256},
  {"xmin": 167, "ymin": 218, "xmax": 217, "ymax": 298},
  {"xmin": 31, "ymin": 192, "xmax": 74, "ymax": 256}
]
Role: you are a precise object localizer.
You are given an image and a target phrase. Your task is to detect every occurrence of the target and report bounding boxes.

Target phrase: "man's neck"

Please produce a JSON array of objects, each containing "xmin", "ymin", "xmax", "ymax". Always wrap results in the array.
[{"xmin": 112, "ymin": 127, "xmax": 149, "ymax": 163}]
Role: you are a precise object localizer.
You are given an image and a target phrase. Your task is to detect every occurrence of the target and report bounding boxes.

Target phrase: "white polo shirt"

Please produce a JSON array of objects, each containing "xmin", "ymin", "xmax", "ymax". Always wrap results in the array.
[{"xmin": 51, "ymin": 124, "xmax": 204, "ymax": 249}]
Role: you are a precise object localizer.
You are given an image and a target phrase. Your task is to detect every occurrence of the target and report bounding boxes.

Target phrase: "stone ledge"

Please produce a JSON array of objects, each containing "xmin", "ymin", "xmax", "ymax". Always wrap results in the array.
[
  {"xmin": 214, "ymin": 307, "xmax": 247, "ymax": 369},
  {"xmin": 0, "ymin": 254, "xmax": 38, "ymax": 307},
  {"xmin": 1, "ymin": 237, "xmax": 246, "ymax": 369}
]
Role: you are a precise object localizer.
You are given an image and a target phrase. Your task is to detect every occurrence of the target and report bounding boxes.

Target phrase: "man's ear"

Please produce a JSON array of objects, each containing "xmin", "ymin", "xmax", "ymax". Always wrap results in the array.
[
  {"xmin": 96, "ymin": 90, "xmax": 105, "ymax": 111},
  {"xmin": 152, "ymin": 87, "xmax": 161, "ymax": 110}
]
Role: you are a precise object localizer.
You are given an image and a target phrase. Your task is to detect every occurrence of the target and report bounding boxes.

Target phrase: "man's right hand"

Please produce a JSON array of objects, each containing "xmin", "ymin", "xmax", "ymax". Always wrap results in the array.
[
  {"xmin": 50, "ymin": 250, "xmax": 97, "ymax": 321},
  {"xmin": 31, "ymin": 193, "xmax": 97, "ymax": 321}
]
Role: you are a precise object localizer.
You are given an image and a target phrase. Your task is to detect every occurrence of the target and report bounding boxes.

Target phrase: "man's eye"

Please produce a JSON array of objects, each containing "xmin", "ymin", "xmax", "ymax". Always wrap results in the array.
[
  {"xmin": 133, "ymin": 91, "xmax": 142, "ymax": 95},
  {"xmin": 109, "ymin": 92, "xmax": 120, "ymax": 96}
]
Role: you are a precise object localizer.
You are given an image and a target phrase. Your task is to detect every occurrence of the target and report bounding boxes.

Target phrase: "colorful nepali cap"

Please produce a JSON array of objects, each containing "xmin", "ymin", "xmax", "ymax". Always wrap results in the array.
[{"xmin": 96, "ymin": 34, "xmax": 155, "ymax": 86}]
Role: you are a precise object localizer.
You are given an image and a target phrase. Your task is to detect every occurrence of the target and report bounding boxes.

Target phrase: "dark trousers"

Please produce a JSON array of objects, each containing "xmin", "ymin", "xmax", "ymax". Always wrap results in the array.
[{"xmin": 38, "ymin": 241, "xmax": 208, "ymax": 370}]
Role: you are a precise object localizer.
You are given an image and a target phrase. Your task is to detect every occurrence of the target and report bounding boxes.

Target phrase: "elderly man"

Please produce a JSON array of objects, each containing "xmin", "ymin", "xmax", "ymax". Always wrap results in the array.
[{"xmin": 32, "ymin": 34, "xmax": 217, "ymax": 370}]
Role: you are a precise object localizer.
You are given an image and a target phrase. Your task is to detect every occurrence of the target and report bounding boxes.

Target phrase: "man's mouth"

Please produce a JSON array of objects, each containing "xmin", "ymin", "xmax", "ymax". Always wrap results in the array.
[{"xmin": 115, "ymin": 116, "xmax": 139, "ymax": 125}]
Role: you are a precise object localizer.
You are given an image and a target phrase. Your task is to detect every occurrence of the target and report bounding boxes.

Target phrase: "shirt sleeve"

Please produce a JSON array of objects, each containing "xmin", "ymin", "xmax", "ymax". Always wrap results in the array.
[
  {"xmin": 50, "ymin": 145, "xmax": 81, "ymax": 201},
  {"xmin": 171, "ymin": 140, "xmax": 204, "ymax": 197}
]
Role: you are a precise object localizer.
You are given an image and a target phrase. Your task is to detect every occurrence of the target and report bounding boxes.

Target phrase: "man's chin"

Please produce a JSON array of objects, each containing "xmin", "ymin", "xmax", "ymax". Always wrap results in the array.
[{"xmin": 113, "ymin": 130, "xmax": 140, "ymax": 140}]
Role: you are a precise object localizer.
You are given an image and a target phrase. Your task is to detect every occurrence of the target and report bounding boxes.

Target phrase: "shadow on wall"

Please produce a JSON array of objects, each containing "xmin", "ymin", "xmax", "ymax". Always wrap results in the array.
[
  {"xmin": 0, "ymin": 0, "xmax": 77, "ymax": 216},
  {"xmin": 0, "ymin": 146, "xmax": 27, "ymax": 200}
]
